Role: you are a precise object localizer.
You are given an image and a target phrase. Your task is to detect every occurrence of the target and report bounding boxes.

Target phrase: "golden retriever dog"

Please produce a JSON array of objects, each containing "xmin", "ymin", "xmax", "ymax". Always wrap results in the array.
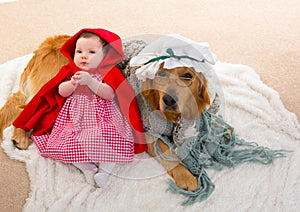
[
  {"xmin": 140, "ymin": 65, "xmax": 210, "ymax": 191},
  {"xmin": 0, "ymin": 35, "xmax": 70, "ymax": 149},
  {"xmin": 0, "ymin": 35, "xmax": 211, "ymax": 191}
]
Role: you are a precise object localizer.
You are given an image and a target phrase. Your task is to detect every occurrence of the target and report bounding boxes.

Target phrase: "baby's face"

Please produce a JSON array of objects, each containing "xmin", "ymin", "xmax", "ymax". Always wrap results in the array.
[{"xmin": 74, "ymin": 36, "xmax": 105, "ymax": 71}]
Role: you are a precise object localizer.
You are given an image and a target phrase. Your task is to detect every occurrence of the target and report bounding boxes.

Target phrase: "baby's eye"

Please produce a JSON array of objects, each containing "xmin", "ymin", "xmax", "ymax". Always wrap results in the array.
[
  {"xmin": 76, "ymin": 50, "xmax": 82, "ymax": 54},
  {"xmin": 89, "ymin": 50, "xmax": 96, "ymax": 54}
]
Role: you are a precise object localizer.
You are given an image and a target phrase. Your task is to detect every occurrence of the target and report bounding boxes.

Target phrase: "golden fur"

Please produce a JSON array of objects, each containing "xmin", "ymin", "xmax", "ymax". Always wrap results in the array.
[
  {"xmin": 0, "ymin": 35, "xmax": 210, "ymax": 191},
  {"xmin": 141, "ymin": 65, "xmax": 210, "ymax": 191},
  {"xmin": 0, "ymin": 35, "xmax": 70, "ymax": 149},
  {"xmin": 141, "ymin": 65, "xmax": 210, "ymax": 122}
]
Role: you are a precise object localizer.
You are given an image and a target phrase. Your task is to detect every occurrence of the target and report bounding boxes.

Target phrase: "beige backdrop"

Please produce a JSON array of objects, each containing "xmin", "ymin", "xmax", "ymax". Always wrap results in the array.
[{"xmin": 0, "ymin": 0, "xmax": 299, "ymax": 211}]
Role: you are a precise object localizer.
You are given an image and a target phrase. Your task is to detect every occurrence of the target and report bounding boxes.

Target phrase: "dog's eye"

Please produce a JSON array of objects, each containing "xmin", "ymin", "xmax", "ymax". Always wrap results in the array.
[
  {"xmin": 181, "ymin": 73, "xmax": 193, "ymax": 80},
  {"xmin": 157, "ymin": 71, "xmax": 168, "ymax": 77}
]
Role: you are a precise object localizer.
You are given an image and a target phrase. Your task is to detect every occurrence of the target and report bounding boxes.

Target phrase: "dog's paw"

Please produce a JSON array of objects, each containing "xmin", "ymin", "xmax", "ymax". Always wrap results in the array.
[
  {"xmin": 168, "ymin": 164, "xmax": 198, "ymax": 191},
  {"xmin": 11, "ymin": 128, "xmax": 32, "ymax": 150}
]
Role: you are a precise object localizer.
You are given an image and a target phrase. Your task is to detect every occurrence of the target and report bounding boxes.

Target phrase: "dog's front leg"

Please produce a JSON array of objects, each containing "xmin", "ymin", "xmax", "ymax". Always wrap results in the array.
[
  {"xmin": 11, "ymin": 127, "xmax": 32, "ymax": 150},
  {"xmin": 0, "ymin": 90, "xmax": 33, "ymax": 149},
  {"xmin": 146, "ymin": 135, "xmax": 198, "ymax": 191},
  {"xmin": 0, "ymin": 91, "xmax": 27, "ymax": 141}
]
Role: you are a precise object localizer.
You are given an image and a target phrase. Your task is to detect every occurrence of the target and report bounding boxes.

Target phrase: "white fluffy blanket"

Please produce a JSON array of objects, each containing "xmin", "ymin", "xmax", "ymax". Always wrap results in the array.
[{"xmin": 1, "ymin": 55, "xmax": 299, "ymax": 212}]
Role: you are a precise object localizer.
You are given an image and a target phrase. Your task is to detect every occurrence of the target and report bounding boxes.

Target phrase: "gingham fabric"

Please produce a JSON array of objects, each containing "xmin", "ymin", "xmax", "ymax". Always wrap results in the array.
[{"xmin": 32, "ymin": 74, "xmax": 134, "ymax": 163}]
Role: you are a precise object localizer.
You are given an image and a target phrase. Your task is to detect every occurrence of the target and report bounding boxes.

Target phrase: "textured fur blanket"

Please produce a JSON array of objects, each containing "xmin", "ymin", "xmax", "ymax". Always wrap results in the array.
[{"xmin": 1, "ymin": 54, "xmax": 300, "ymax": 211}]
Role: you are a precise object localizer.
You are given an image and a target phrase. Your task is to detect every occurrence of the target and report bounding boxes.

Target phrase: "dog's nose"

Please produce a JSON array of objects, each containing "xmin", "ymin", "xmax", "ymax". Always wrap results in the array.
[{"xmin": 163, "ymin": 93, "xmax": 178, "ymax": 106}]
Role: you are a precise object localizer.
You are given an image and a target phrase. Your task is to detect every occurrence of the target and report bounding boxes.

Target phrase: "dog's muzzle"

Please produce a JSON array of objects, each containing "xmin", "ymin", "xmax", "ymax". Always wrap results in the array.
[
  {"xmin": 163, "ymin": 93, "xmax": 178, "ymax": 106},
  {"xmin": 162, "ymin": 90, "xmax": 180, "ymax": 113}
]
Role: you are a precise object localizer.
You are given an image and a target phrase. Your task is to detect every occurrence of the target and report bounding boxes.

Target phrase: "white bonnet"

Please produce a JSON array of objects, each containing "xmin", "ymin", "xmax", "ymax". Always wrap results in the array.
[{"xmin": 130, "ymin": 34, "xmax": 217, "ymax": 81}]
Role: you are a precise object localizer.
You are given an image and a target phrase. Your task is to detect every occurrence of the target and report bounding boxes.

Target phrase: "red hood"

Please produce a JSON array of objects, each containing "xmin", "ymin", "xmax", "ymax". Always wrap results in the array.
[{"xmin": 60, "ymin": 28, "xmax": 124, "ymax": 68}]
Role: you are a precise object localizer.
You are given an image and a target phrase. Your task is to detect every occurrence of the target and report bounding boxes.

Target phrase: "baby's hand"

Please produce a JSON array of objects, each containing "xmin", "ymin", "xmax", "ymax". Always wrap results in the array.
[
  {"xmin": 74, "ymin": 71, "xmax": 93, "ymax": 85},
  {"xmin": 70, "ymin": 76, "xmax": 79, "ymax": 86}
]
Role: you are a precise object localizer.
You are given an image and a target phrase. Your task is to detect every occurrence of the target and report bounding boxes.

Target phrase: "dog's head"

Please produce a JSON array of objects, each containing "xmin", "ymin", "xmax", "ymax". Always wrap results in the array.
[{"xmin": 141, "ymin": 64, "xmax": 210, "ymax": 122}]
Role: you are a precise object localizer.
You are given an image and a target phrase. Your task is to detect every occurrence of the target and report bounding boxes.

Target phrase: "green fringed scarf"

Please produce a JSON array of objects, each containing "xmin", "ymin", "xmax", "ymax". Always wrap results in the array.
[
  {"xmin": 146, "ymin": 110, "xmax": 288, "ymax": 205},
  {"xmin": 126, "ymin": 68, "xmax": 288, "ymax": 206}
]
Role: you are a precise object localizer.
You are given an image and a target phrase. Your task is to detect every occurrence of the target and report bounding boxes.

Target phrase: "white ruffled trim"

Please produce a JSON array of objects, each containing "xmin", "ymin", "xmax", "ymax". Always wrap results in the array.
[{"xmin": 130, "ymin": 34, "xmax": 216, "ymax": 81}]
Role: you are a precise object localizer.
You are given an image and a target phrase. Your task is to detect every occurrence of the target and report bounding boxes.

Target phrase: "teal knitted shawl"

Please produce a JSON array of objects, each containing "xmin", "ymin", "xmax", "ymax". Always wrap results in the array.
[
  {"xmin": 125, "ymin": 66, "xmax": 288, "ymax": 206},
  {"xmin": 147, "ymin": 109, "xmax": 288, "ymax": 205}
]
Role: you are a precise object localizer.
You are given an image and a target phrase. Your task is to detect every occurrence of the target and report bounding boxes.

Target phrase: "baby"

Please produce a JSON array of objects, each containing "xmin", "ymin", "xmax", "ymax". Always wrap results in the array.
[{"xmin": 14, "ymin": 28, "xmax": 148, "ymax": 187}]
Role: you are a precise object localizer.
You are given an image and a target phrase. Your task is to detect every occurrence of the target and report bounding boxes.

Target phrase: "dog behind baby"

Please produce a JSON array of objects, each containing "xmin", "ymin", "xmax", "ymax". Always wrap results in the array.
[{"xmin": 0, "ymin": 35, "xmax": 70, "ymax": 149}]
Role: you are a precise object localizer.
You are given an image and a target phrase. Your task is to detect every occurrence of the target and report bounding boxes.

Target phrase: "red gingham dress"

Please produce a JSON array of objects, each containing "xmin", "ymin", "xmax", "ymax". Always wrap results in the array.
[{"xmin": 32, "ymin": 73, "xmax": 134, "ymax": 164}]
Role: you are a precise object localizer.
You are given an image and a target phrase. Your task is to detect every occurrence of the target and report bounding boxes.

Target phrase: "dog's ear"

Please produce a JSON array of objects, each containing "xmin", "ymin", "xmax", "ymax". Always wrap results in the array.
[
  {"xmin": 197, "ymin": 73, "xmax": 210, "ymax": 111},
  {"xmin": 141, "ymin": 79, "xmax": 160, "ymax": 110},
  {"xmin": 141, "ymin": 78, "xmax": 152, "ymax": 97}
]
